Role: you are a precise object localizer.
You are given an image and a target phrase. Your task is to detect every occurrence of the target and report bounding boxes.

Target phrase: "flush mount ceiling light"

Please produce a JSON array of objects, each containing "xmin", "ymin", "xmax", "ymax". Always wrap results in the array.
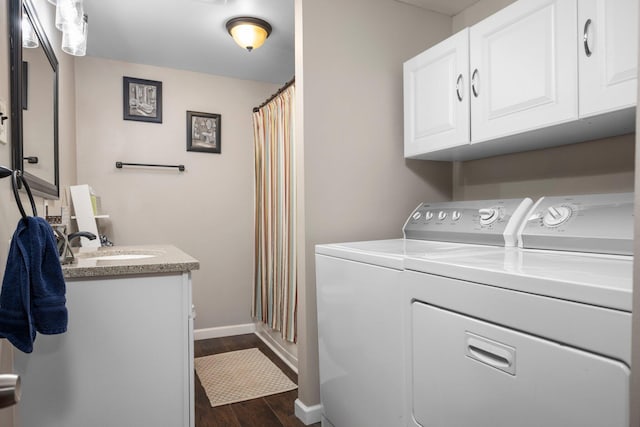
[{"xmin": 225, "ymin": 17, "xmax": 272, "ymax": 52}]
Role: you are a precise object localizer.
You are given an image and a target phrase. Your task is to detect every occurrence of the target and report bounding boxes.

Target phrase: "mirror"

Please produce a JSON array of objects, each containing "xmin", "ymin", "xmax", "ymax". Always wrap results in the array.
[{"xmin": 9, "ymin": 0, "xmax": 60, "ymax": 198}]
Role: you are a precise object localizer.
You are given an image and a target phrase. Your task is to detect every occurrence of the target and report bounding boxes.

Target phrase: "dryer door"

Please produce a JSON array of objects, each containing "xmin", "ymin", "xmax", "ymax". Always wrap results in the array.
[{"xmin": 411, "ymin": 301, "xmax": 629, "ymax": 427}]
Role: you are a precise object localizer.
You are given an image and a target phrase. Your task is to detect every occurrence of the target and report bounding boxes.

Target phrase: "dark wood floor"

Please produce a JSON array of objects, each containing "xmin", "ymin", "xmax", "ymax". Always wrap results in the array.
[{"xmin": 194, "ymin": 334, "xmax": 321, "ymax": 427}]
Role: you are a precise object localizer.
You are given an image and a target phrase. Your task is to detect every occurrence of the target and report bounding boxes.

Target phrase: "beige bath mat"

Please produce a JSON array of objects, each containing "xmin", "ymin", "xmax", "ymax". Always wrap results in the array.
[{"xmin": 195, "ymin": 348, "xmax": 297, "ymax": 407}]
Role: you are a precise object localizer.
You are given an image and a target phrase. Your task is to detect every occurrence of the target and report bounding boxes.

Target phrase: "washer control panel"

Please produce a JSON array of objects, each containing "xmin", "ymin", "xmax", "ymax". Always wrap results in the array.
[
  {"xmin": 403, "ymin": 198, "xmax": 533, "ymax": 247},
  {"xmin": 519, "ymin": 192, "xmax": 633, "ymax": 255}
]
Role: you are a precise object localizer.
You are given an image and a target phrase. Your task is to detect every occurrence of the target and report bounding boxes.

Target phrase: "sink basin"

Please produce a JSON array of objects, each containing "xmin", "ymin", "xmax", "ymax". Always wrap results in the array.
[
  {"xmin": 83, "ymin": 254, "xmax": 158, "ymax": 261},
  {"xmin": 75, "ymin": 248, "xmax": 165, "ymax": 262}
]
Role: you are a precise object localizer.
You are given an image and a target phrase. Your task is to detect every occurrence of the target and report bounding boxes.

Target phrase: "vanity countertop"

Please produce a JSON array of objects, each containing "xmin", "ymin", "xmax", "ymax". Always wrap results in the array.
[{"xmin": 62, "ymin": 244, "xmax": 200, "ymax": 279}]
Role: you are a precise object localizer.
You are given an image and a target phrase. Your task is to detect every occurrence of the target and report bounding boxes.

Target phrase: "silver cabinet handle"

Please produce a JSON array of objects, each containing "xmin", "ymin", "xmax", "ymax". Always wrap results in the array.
[
  {"xmin": 584, "ymin": 18, "xmax": 593, "ymax": 57},
  {"xmin": 471, "ymin": 69, "xmax": 480, "ymax": 97},
  {"xmin": 456, "ymin": 74, "xmax": 464, "ymax": 101},
  {"xmin": 0, "ymin": 374, "xmax": 20, "ymax": 409}
]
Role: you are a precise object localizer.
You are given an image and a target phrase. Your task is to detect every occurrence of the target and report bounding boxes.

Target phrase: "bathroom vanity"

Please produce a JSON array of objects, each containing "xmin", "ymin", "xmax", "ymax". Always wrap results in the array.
[{"xmin": 14, "ymin": 245, "xmax": 199, "ymax": 427}]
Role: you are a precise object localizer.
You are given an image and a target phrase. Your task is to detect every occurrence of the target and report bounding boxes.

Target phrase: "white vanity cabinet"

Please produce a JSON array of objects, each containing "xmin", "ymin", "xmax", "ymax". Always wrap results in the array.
[
  {"xmin": 469, "ymin": 0, "xmax": 578, "ymax": 144},
  {"xmin": 578, "ymin": 0, "xmax": 638, "ymax": 117},
  {"xmin": 14, "ymin": 271, "xmax": 195, "ymax": 427},
  {"xmin": 404, "ymin": 0, "xmax": 637, "ymax": 161},
  {"xmin": 403, "ymin": 29, "xmax": 470, "ymax": 157}
]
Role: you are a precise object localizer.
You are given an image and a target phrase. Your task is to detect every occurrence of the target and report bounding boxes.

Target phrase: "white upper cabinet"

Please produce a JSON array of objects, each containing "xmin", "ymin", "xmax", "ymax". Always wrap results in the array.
[
  {"xmin": 403, "ymin": 0, "xmax": 637, "ymax": 161},
  {"xmin": 469, "ymin": 0, "xmax": 578, "ymax": 143},
  {"xmin": 579, "ymin": 0, "xmax": 638, "ymax": 117},
  {"xmin": 404, "ymin": 29, "xmax": 470, "ymax": 158}
]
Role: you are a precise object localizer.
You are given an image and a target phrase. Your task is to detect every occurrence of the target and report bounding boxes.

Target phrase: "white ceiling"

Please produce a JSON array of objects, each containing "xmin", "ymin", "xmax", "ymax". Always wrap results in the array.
[
  {"xmin": 81, "ymin": 0, "xmax": 477, "ymax": 85},
  {"xmin": 82, "ymin": 0, "xmax": 295, "ymax": 84}
]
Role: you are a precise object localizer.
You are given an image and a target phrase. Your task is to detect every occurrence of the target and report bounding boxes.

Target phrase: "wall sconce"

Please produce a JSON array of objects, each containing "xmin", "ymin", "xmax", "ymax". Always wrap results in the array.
[
  {"xmin": 53, "ymin": 0, "xmax": 88, "ymax": 56},
  {"xmin": 22, "ymin": 16, "xmax": 38, "ymax": 48},
  {"xmin": 55, "ymin": 0, "xmax": 80, "ymax": 30},
  {"xmin": 225, "ymin": 17, "xmax": 272, "ymax": 52},
  {"xmin": 62, "ymin": 13, "xmax": 87, "ymax": 56}
]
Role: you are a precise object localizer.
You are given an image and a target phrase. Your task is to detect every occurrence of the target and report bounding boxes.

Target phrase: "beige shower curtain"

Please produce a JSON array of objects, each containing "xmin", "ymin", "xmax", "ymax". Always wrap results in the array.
[{"xmin": 252, "ymin": 84, "xmax": 296, "ymax": 343}]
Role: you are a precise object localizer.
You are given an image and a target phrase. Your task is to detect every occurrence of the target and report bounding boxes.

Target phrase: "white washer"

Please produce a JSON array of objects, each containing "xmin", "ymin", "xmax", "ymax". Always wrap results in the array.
[
  {"xmin": 405, "ymin": 193, "xmax": 633, "ymax": 427},
  {"xmin": 315, "ymin": 198, "xmax": 533, "ymax": 427}
]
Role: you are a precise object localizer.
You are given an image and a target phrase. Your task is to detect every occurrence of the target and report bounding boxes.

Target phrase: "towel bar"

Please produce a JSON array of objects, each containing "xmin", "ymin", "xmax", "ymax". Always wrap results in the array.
[{"xmin": 115, "ymin": 162, "xmax": 185, "ymax": 172}]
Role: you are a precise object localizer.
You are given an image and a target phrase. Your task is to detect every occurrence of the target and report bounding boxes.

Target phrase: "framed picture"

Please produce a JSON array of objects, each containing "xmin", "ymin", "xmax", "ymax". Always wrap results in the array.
[
  {"xmin": 186, "ymin": 111, "xmax": 221, "ymax": 153},
  {"xmin": 123, "ymin": 76, "xmax": 162, "ymax": 123}
]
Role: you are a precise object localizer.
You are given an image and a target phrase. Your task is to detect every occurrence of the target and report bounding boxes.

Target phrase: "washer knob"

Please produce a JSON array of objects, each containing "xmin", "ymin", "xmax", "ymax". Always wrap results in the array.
[
  {"xmin": 424, "ymin": 211, "xmax": 433, "ymax": 221},
  {"xmin": 479, "ymin": 208, "xmax": 499, "ymax": 225},
  {"xmin": 452, "ymin": 211, "xmax": 461, "ymax": 221},
  {"xmin": 438, "ymin": 211, "xmax": 447, "ymax": 221},
  {"xmin": 412, "ymin": 211, "xmax": 422, "ymax": 220},
  {"xmin": 543, "ymin": 205, "xmax": 572, "ymax": 227}
]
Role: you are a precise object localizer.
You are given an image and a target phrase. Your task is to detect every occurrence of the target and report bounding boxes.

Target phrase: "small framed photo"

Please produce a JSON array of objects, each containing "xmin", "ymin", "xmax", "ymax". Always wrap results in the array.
[
  {"xmin": 187, "ymin": 111, "xmax": 221, "ymax": 153},
  {"xmin": 123, "ymin": 76, "xmax": 162, "ymax": 123}
]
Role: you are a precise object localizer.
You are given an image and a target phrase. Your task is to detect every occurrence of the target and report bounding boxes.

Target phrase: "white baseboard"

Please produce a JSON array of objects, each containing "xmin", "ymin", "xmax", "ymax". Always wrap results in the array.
[
  {"xmin": 294, "ymin": 399, "xmax": 322, "ymax": 425},
  {"xmin": 193, "ymin": 323, "xmax": 256, "ymax": 341},
  {"xmin": 254, "ymin": 323, "xmax": 298, "ymax": 374}
]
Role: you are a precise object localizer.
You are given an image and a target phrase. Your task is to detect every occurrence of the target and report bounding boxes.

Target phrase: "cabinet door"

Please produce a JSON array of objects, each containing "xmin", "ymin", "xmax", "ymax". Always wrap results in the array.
[
  {"xmin": 15, "ymin": 273, "xmax": 193, "ymax": 427},
  {"xmin": 404, "ymin": 29, "xmax": 469, "ymax": 158},
  {"xmin": 469, "ymin": 0, "xmax": 578, "ymax": 144},
  {"xmin": 579, "ymin": 0, "xmax": 638, "ymax": 117}
]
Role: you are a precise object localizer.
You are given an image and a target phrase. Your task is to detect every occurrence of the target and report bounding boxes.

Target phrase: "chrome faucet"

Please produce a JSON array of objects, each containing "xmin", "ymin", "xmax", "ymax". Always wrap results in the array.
[
  {"xmin": 53, "ymin": 227, "xmax": 97, "ymax": 264},
  {"xmin": 68, "ymin": 231, "xmax": 98, "ymax": 243}
]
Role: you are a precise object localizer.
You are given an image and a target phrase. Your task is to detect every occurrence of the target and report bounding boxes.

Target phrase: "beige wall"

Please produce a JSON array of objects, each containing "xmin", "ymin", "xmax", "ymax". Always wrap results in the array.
[
  {"xmin": 454, "ymin": 134, "xmax": 635, "ymax": 200},
  {"xmin": 451, "ymin": 0, "xmax": 636, "ymax": 200},
  {"xmin": 74, "ymin": 56, "xmax": 279, "ymax": 330},
  {"xmin": 0, "ymin": 1, "xmax": 78, "ymax": 425},
  {"xmin": 295, "ymin": 0, "xmax": 453, "ymax": 407}
]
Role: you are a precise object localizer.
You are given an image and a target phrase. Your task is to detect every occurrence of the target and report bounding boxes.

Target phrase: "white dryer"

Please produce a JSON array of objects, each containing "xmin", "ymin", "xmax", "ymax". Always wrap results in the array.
[
  {"xmin": 315, "ymin": 198, "xmax": 533, "ymax": 427},
  {"xmin": 404, "ymin": 193, "xmax": 633, "ymax": 427}
]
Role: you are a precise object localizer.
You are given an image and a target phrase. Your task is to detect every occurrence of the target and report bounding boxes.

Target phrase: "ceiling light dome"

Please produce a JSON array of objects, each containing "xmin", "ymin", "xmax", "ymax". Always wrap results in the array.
[{"xmin": 226, "ymin": 17, "xmax": 272, "ymax": 52}]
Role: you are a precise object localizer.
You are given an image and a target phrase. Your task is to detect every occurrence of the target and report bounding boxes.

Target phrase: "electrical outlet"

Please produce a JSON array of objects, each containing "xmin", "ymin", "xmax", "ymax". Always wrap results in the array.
[{"xmin": 0, "ymin": 99, "xmax": 7, "ymax": 144}]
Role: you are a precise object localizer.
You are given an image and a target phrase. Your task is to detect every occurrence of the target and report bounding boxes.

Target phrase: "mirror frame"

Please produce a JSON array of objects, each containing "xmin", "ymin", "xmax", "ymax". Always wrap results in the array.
[{"xmin": 9, "ymin": 0, "xmax": 60, "ymax": 198}]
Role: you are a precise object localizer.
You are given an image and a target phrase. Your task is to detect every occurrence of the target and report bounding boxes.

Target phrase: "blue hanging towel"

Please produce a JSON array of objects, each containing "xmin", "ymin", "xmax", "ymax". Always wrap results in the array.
[{"xmin": 0, "ymin": 216, "xmax": 67, "ymax": 353}]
